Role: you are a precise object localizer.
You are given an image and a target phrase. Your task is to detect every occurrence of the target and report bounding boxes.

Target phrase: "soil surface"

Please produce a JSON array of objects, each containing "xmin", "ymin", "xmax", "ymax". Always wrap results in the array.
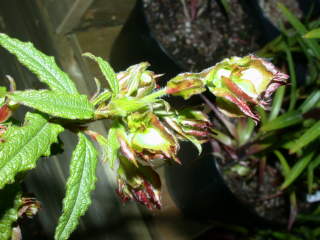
[
  {"xmin": 143, "ymin": 0, "xmax": 302, "ymax": 72},
  {"xmin": 143, "ymin": 0, "xmax": 261, "ymax": 71},
  {"xmin": 219, "ymin": 160, "xmax": 288, "ymax": 224}
]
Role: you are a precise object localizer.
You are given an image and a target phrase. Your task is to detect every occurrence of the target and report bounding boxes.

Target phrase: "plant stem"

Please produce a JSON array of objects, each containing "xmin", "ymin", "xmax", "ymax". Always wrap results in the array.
[{"xmin": 142, "ymin": 88, "xmax": 167, "ymax": 103}]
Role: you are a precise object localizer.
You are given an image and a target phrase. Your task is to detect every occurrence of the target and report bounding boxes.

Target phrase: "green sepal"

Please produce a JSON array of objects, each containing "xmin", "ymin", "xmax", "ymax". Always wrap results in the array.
[
  {"xmin": 0, "ymin": 33, "xmax": 78, "ymax": 94},
  {"xmin": 9, "ymin": 90, "xmax": 95, "ymax": 120},
  {"xmin": 106, "ymin": 120, "xmax": 122, "ymax": 168},
  {"xmin": 55, "ymin": 133, "xmax": 98, "ymax": 240},
  {"xmin": 0, "ymin": 112, "xmax": 64, "ymax": 189}
]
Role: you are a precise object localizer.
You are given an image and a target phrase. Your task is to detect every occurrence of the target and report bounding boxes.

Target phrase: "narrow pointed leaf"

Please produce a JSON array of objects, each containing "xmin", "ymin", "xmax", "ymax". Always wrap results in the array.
[
  {"xmin": 280, "ymin": 152, "xmax": 314, "ymax": 190},
  {"xmin": 0, "ymin": 184, "xmax": 22, "ymax": 240},
  {"xmin": 83, "ymin": 53, "xmax": 119, "ymax": 95},
  {"xmin": 9, "ymin": 90, "xmax": 94, "ymax": 120},
  {"xmin": 289, "ymin": 121, "xmax": 320, "ymax": 153},
  {"xmin": 0, "ymin": 33, "xmax": 78, "ymax": 94},
  {"xmin": 106, "ymin": 121, "xmax": 121, "ymax": 168},
  {"xmin": 278, "ymin": 3, "xmax": 320, "ymax": 58},
  {"xmin": 299, "ymin": 90, "xmax": 320, "ymax": 114},
  {"xmin": 0, "ymin": 113, "xmax": 64, "ymax": 189},
  {"xmin": 304, "ymin": 28, "xmax": 320, "ymax": 39},
  {"xmin": 261, "ymin": 111, "xmax": 303, "ymax": 132},
  {"xmin": 55, "ymin": 133, "xmax": 98, "ymax": 240}
]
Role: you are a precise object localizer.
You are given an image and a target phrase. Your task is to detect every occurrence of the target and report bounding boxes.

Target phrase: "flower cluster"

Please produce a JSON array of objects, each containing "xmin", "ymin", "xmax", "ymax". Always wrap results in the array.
[{"xmin": 92, "ymin": 55, "xmax": 288, "ymax": 209}]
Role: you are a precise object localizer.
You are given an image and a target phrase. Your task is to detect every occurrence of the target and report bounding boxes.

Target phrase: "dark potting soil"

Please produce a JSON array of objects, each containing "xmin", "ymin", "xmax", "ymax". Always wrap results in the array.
[
  {"xmin": 142, "ymin": 0, "xmax": 302, "ymax": 72},
  {"xmin": 220, "ymin": 161, "xmax": 288, "ymax": 224},
  {"xmin": 143, "ymin": 0, "xmax": 260, "ymax": 71}
]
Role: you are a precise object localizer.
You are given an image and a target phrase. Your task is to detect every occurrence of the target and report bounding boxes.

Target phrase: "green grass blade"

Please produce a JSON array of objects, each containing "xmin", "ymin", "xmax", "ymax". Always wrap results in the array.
[
  {"xmin": 289, "ymin": 120, "xmax": 320, "ymax": 153},
  {"xmin": 274, "ymin": 150, "xmax": 290, "ymax": 176},
  {"xmin": 304, "ymin": 28, "xmax": 320, "ymax": 39},
  {"xmin": 280, "ymin": 152, "xmax": 314, "ymax": 190},
  {"xmin": 278, "ymin": 3, "xmax": 320, "ymax": 58},
  {"xmin": 299, "ymin": 90, "xmax": 320, "ymax": 113},
  {"xmin": 269, "ymin": 86, "xmax": 286, "ymax": 121},
  {"xmin": 284, "ymin": 44, "xmax": 297, "ymax": 111},
  {"xmin": 261, "ymin": 111, "xmax": 303, "ymax": 132}
]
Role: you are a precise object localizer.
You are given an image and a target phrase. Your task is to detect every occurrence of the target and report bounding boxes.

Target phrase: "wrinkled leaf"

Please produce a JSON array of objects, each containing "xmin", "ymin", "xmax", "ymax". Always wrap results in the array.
[
  {"xmin": 0, "ymin": 112, "xmax": 64, "ymax": 189},
  {"xmin": 289, "ymin": 121, "xmax": 320, "ymax": 153},
  {"xmin": 0, "ymin": 33, "xmax": 78, "ymax": 94},
  {"xmin": 0, "ymin": 184, "xmax": 22, "ymax": 240},
  {"xmin": 9, "ymin": 90, "xmax": 95, "ymax": 120},
  {"xmin": 55, "ymin": 133, "xmax": 98, "ymax": 240},
  {"xmin": 280, "ymin": 152, "xmax": 314, "ymax": 190},
  {"xmin": 83, "ymin": 53, "xmax": 119, "ymax": 95}
]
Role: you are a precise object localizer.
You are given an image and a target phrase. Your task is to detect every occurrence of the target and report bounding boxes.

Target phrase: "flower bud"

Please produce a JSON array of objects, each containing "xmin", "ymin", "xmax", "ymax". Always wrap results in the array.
[
  {"xmin": 166, "ymin": 72, "xmax": 206, "ymax": 99},
  {"xmin": 116, "ymin": 157, "xmax": 161, "ymax": 209},
  {"xmin": 117, "ymin": 62, "xmax": 158, "ymax": 97},
  {"xmin": 203, "ymin": 55, "xmax": 289, "ymax": 121},
  {"xmin": 128, "ymin": 112, "xmax": 180, "ymax": 164}
]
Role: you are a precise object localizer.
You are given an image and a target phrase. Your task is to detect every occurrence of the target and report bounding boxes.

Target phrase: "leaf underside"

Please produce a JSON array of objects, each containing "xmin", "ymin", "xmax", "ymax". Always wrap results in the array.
[
  {"xmin": 0, "ymin": 113, "xmax": 64, "ymax": 189},
  {"xmin": 9, "ymin": 90, "xmax": 95, "ymax": 120},
  {"xmin": 55, "ymin": 133, "xmax": 98, "ymax": 240},
  {"xmin": 0, "ymin": 33, "xmax": 78, "ymax": 94},
  {"xmin": 0, "ymin": 184, "xmax": 22, "ymax": 240}
]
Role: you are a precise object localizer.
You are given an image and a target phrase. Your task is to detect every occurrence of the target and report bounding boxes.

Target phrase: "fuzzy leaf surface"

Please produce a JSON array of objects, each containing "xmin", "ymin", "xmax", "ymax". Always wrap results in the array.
[
  {"xmin": 83, "ymin": 53, "xmax": 119, "ymax": 95},
  {"xmin": 55, "ymin": 133, "xmax": 98, "ymax": 240},
  {"xmin": 0, "ymin": 33, "xmax": 78, "ymax": 94},
  {"xmin": 0, "ymin": 184, "xmax": 22, "ymax": 240},
  {"xmin": 0, "ymin": 113, "xmax": 64, "ymax": 189},
  {"xmin": 9, "ymin": 90, "xmax": 95, "ymax": 120}
]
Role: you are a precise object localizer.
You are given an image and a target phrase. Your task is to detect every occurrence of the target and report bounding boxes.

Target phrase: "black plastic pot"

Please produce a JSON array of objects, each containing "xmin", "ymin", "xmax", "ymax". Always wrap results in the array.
[{"xmin": 165, "ymin": 142, "xmax": 286, "ymax": 227}]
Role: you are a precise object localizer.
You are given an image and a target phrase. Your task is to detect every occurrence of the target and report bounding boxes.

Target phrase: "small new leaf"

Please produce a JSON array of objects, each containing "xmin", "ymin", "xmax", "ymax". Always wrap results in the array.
[
  {"xmin": 0, "ymin": 113, "xmax": 64, "ymax": 189},
  {"xmin": 0, "ymin": 184, "xmax": 22, "ymax": 240},
  {"xmin": 0, "ymin": 33, "xmax": 78, "ymax": 94},
  {"xmin": 83, "ymin": 53, "xmax": 119, "ymax": 95},
  {"xmin": 106, "ymin": 121, "xmax": 121, "ymax": 168},
  {"xmin": 55, "ymin": 133, "xmax": 98, "ymax": 240},
  {"xmin": 9, "ymin": 90, "xmax": 95, "ymax": 120}
]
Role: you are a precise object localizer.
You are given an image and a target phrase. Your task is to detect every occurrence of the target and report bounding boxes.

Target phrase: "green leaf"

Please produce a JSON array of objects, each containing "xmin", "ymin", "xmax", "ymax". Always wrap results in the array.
[
  {"xmin": 0, "ymin": 33, "xmax": 78, "ymax": 94},
  {"xmin": 304, "ymin": 28, "xmax": 320, "ymax": 39},
  {"xmin": 299, "ymin": 90, "xmax": 320, "ymax": 114},
  {"xmin": 0, "ymin": 184, "xmax": 22, "ymax": 240},
  {"xmin": 9, "ymin": 90, "xmax": 95, "ymax": 120},
  {"xmin": 261, "ymin": 111, "xmax": 303, "ymax": 132},
  {"xmin": 278, "ymin": 3, "xmax": 320, "ymax": 58},
  {"xmin": 307, "ymin": 155, "xmax": 320, "ymax": 193},
  {"xmin": 289, "ymin": 121, "xmax": 320, "ymax": 153},
  {"xmin": 0, "ymin": 113, "xmax": 64, "ymax": 189},
  {"xmin": 280, "ymin": 152, "xmax": 314, "ymax": 190},
  {"xmin": 106, "ymin": 121, "xmax": 121, "ymax": 168},
  {"xmin": 55, "ymin": 133, "xmax": 98, "ymax": 240},
  {"xmin": 83, "ymin": 53, "xmax": 119, "ymax": 95},
  {"xmin": 274, "ymin": 150, "xmax": 290, "ymax": 176},
  {"xmin": 269, "ymin": 86, "xmax": 285, "ymax": 121}
]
